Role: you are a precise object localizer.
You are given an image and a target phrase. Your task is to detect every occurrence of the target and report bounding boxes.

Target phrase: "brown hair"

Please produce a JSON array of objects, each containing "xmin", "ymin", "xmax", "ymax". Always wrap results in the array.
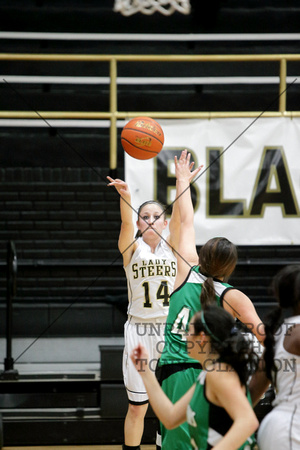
[{"xmin": 199, "ymin": 237, "xmax": 238, "ymax": 308}]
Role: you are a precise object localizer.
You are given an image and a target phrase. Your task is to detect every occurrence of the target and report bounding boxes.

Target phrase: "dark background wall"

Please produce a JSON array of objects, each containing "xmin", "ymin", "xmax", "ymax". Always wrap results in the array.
[{"xmin": 1, "ymin": 0, "xmax": 300, "ymax": 340}]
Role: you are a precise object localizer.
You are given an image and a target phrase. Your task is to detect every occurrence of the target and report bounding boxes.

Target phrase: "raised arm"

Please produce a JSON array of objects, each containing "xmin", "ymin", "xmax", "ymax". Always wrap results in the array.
[
  {"xmin": 107, "ymin": 177, "xmax": 137, "ymax": 267},
  {"xmin": 223, "ymin": 289, "xmax": 265, "ymax": 345},
  {"xmin": 130, "ymin": 344, "xmax": 195, "ymax": 429},
  {"xmin": 167, "ymin": 150, "xmax": 202, "ymax": 254},
  {"xmin": 174, "ymin": 151, "xmax": 203, "ymax": 288}
]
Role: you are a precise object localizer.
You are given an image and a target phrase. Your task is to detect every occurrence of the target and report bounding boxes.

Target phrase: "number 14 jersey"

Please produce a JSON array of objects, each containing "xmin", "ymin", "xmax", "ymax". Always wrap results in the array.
[{"xmin": 124, "ymin": 237, "xmax": 177, "ymax": 320}]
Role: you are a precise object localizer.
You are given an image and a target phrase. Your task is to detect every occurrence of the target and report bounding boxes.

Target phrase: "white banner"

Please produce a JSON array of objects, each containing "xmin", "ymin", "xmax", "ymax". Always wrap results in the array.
[{"xmin": 125, "ymin": 117, "xmax": 300, "ymax": 245}]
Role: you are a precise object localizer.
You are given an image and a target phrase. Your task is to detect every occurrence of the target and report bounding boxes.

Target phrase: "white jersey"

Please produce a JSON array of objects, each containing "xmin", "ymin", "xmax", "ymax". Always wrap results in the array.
[
  {"xmin": 272, "ymin": 315, "xmax": 300, "ymax": 407},
  {"xmin": 124, "ymin": 237, "xmax": 177, "ymax": 319},
  {"xmin": 258, "ymin": 315, "xmax": 300, "ymax": 449}
]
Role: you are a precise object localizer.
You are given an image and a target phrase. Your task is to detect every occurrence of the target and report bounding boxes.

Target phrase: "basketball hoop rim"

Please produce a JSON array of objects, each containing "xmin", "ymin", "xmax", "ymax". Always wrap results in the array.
[{"xmin": 113, "ymin": 0, "xmax": 191, "ymax": 16}]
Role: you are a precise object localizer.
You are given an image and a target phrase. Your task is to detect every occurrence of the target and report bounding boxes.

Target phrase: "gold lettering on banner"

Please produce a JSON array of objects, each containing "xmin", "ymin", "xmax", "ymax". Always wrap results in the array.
[
  {"xmin": 249, "ymin": 147, "xmax": 299, "ymax": 217},
  {"xmin": 152, "ymin": 146, "xmax": 299, "ymax": 221},
  {"xmin": 207, "ymin": 147, "xmax": 246, "ymax": 217},
  {"xmin": 207, "ymin": 147, "xmax": 299, "ymax": 218}
]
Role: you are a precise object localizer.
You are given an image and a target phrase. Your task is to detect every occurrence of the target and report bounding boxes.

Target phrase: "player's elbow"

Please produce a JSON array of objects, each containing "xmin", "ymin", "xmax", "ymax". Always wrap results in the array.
[
  {"xmin": 235, "ymin": 413, "xmax": 259, "ymax": 441},
  {"xmin": 162, "ymin": 413, "xmax": 181, "ymax": 430},
  {"xmin": 248, "ymin": 414, "xmax": 259, "ymax": 434},
  {"xmin": 164, "ymin": 420, "xmax": 177, "ymax": 430}
]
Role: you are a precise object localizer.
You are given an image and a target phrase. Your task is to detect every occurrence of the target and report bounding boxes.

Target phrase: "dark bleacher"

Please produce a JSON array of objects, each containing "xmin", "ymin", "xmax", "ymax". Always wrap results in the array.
[{"xmin": 0, "ymin": 153, "xmax": 127, "ymax": 338}]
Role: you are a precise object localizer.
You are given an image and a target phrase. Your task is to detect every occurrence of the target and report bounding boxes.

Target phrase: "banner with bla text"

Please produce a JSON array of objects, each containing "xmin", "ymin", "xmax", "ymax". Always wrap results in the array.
[{"xmin": 125, "ymin": 117, "xmax": 300, "ymax": 245}]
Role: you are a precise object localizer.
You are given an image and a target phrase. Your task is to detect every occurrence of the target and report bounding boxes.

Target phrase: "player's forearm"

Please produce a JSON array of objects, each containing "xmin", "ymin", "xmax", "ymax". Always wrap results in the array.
[
  {"xmin": 176, "ymin": 178, "xmax": 193, "ymax": 225},
  {"xmin": 214, "ymin": 415, "xmax": 259, "ymax": 450},
  {"xmin": 120, "ymin": 193, "xmax": 133, "ymax": 225},
  {"xmin": 138, "ymin": 366, "xmax": 180, "ymax": 429},
  {"xmin": 118, "ymin": 194, "xmax": 135, "ymax": 255},
  {"xmin": 168, "ymin": 189, "xmax": 181, "ymax": 248}
]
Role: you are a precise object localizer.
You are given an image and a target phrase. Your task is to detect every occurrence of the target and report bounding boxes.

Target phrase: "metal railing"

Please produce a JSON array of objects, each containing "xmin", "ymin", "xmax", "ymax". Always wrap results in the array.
[{"xmin": 0, "ymin": 53, "xmax": 299, "ymax": 170}]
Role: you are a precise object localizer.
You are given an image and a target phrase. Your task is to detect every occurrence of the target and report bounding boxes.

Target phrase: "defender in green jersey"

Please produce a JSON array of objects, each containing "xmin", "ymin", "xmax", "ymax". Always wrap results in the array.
[
  {"xmin": 155, "ymin": 152, "xmax": 264, "ymax": 449},
  {"xmin": 158, "ymin": 265, "xmax": 235, "ymax": 449},
  {"xmin": 131, "ymin": 306, "xmax": 259, "ymax": 450}
]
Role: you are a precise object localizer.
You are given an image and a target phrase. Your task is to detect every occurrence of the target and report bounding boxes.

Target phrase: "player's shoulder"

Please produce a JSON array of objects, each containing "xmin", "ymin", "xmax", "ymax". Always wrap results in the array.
[{"xmin": 206, "ymin": 362, "xmax": 239, "ymax": 386}]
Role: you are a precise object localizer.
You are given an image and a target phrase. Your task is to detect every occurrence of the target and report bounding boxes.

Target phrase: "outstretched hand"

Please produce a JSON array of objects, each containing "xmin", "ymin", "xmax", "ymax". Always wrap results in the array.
[
  {"xmin": 175, "ymin": 149, "xmax": 203, "ymax": 183},
  {"xmin": 107, "ymin": 176, "xmax": 131, "ymax": 198}
]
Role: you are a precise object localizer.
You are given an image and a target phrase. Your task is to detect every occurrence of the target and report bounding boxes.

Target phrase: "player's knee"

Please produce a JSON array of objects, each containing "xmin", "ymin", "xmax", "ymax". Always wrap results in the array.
[{"xmin": 128, "ymin": 403, "xmax": 148, "ymax": 420}]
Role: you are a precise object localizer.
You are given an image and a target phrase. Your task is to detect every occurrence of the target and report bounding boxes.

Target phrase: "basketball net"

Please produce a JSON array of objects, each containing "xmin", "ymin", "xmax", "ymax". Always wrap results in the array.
[{"xmin": 114, "ymin": 0, "xmax": 191, "ymax": 16}]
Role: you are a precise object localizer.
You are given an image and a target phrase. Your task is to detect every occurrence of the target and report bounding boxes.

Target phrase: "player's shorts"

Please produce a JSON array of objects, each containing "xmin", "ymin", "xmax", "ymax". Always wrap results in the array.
[
  {"xmin": 123, "ymin": 315, "xmax": 166, "ymax": 404},
  {"xmin": 258, "ymin": 403, "xmax": 300, "ymax": 449},
  {"xmin": 157, "ymin": 363, "xmax": 201, "ymax": 449}
]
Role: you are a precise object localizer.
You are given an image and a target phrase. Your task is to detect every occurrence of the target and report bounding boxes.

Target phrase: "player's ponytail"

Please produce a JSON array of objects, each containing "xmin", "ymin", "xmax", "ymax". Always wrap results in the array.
[
  {"xmin": 200, "ymin": 277, "xmax": 216, "ymax": 308},
  {"xmin": 263, "ymin": 264, "xmax": 300, "ymax": 382},
  {"xmin": 262, "ymin": 306, "xmax": 283, "ymax": 382},
  {"xmin": 198, "ymin": 237, "xmax": 238, "ymax": 308}
]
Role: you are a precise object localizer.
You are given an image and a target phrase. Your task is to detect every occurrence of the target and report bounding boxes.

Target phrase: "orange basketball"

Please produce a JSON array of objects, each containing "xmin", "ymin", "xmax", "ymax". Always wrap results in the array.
[{"xmin": 121, "ymin": 116, "xmax": 164, "ymax": 160}]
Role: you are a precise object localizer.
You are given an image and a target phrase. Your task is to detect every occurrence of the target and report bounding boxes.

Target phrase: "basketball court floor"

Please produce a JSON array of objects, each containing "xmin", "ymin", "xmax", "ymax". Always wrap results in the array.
[{"xmin": 3, "ymin": 447, "xmax": 155, "ymax": 450}]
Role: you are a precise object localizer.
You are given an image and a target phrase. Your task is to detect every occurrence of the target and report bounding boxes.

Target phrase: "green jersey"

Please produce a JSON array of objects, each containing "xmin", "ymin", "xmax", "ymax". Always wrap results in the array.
[
  {"xmin": 159, "ymin": 266, "xmax": 233, "ymax": 366},
  {"xmin": 187, "ymin": 371, "xmax": 257, "ymax": 449}
]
